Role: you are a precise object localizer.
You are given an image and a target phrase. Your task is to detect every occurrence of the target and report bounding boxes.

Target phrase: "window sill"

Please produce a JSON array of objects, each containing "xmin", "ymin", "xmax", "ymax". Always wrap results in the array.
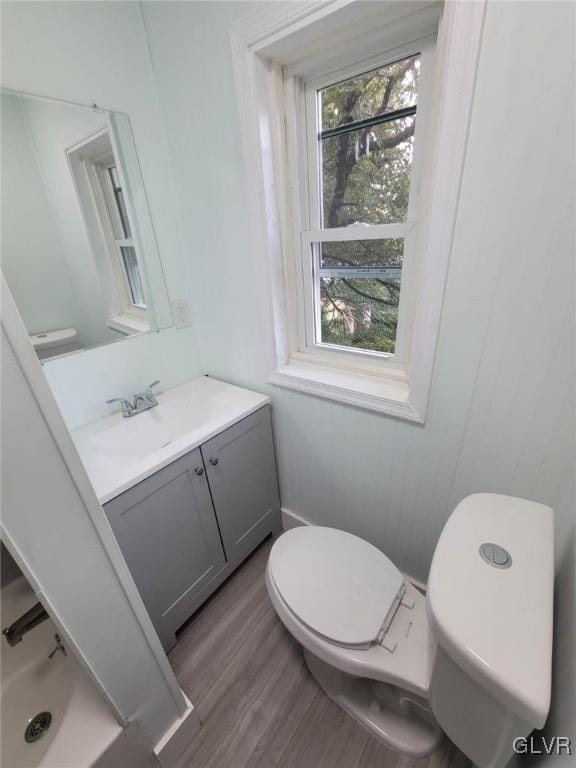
[
  {"xmin": 107, "ymin": 315, "xmax": 150, "ymax": 336},
  {"xmin": 268, "ymin": 359, "xmax": 423, "ymax": 422}
]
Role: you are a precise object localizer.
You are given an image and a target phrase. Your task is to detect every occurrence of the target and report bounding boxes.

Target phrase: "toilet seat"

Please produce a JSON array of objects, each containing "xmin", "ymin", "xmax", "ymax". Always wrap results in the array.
[
  {"xmin": 268, "ymin": 526, "xmax": 405, "ymax": 648},
  {"xmin": 265, "ymin": 561, "xmax": 433, "ymax": 697}
]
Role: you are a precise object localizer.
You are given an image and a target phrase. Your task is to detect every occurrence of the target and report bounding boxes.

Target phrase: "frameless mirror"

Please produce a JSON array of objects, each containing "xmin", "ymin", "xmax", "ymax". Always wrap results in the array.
[{"xmin": 1, "ymin": 89, "xmax": 173, "ymax": 361}]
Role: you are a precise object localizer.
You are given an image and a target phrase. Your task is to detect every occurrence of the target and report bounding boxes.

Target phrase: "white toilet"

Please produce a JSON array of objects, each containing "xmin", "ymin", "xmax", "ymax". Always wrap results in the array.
[
  {"xmin": 266, "ymin": 494, "xmax": 553, "ymax": 768},
  {"xmin": 29, "ymin": 327, "xmax": 82, "ymax": 360}
]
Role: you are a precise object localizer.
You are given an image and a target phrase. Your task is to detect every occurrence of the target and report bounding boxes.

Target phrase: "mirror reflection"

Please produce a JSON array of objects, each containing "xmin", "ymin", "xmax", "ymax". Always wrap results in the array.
[{"xmin": 1, "ymin": 90, "xmax": 172, "ymax": 361}]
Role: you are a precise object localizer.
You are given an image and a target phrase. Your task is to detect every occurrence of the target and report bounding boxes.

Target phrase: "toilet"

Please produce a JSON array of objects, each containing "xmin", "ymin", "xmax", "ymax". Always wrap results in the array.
[
  {"xmin": 29, "ymin": 327, "xmax": 82, "ymax": 360},
  {"xmin": 266, "ymin": 494, "xmax": 554, "ymax": 768}
]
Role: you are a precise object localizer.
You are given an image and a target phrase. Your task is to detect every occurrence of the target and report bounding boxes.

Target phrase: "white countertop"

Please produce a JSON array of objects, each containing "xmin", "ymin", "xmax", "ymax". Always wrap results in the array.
[{"xmin": 72, "ymin": 376, "xmax": 270, "ymax": 504}]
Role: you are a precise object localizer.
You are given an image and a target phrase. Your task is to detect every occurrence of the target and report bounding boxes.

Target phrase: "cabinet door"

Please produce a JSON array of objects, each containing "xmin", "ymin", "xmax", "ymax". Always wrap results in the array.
[
  {"xmin": 103, "ymin": 447, "xmax": 225, "ymax": 650},
  {"xmin": 202, "ymin": 406, "xmax": 280, "ymax": 562}
]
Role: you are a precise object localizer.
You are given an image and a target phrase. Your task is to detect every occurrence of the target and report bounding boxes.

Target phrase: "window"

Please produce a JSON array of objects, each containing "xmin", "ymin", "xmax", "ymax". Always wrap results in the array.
[
  {"xmin": 97, "ymin": 161, "xmax": 147, "ymax": 310},
  {"xmin": 232, "ymin": 0, "xmax": 485, "ymax": 420},
  {"xmin": 67, "ymin": 130, "xmax": 150, "ymax": 334},
  {"xmin": 298, "ymin": 43, "xmax": 434, "ymax": 368}
]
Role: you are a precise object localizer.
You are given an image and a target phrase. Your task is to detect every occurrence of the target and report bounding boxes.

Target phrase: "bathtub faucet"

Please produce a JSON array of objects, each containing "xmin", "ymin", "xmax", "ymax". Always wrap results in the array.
[
  {"xmin": 2, "ymin": 601, "xmax": 49, "ymax": 646},
  {"xmin": 48, "ymin": 633, "xmax": 66, "ymax": 658}
]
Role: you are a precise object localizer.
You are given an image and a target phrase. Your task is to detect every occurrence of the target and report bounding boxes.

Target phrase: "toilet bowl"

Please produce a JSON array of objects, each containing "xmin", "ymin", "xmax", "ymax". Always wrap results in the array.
[{"xmin": 266, "ymin": 494, "xmax": 554, "ymax": 768}]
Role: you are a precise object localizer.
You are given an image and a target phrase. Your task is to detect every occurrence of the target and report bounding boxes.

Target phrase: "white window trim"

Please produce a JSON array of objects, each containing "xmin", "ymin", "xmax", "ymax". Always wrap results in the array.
[
  {"xmin": 66, "ymin": 128, "xmax": 150, "ymax": 336},
  {"xmin": 231, "ymin": 0, "xmax": 486, "ymax": 422}
]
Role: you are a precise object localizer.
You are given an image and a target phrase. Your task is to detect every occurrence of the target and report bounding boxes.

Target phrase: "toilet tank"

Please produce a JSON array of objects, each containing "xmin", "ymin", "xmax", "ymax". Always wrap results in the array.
[
  {"xmin": 29, "ymin": 328, "xmax": 81, "ymax": 360},
  {"xmin": 426, "ymin": 494, "xmax": 554, "ymax": 768}
]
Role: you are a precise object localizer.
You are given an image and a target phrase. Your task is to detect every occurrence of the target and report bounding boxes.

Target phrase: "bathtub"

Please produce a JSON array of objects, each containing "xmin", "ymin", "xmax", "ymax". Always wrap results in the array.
[{"xmin": 1, "ymin": 577, "xmax": 123, "ymax": 768}]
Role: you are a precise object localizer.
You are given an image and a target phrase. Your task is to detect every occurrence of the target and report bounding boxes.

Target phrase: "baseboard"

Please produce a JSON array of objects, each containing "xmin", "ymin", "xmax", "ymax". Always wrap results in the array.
[
  {"xmin": 280, "ymin": 507, "xmax": 428, "ymax": 593},
  {"xmin": 153, "ymin": 693, "xmax": 201, "ymax": 768},
  {"xmin": 95, "ymin": 728, "xmax": 160, "ymax": 768}
]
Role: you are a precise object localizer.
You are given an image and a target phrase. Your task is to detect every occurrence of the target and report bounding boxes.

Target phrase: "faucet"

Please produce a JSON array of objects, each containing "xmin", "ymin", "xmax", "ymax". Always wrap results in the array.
[
  {"xmin": 106, "ymin": 380, "xmax": 160, "ymax": 418},
  {"xmin": 48, "ymin": 633, "xmax": 67, "ymax": 659},
  {"xmin": 2, "ymin": 601, "xmax": 49, "ymax": 646}
]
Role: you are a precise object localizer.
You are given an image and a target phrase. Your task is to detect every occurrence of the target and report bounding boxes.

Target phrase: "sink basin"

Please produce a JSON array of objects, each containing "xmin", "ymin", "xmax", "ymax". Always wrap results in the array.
[
  {"xmin": 72, "ymin": 376, "xmax": 270, "ymax": 503},
  {"xmin": 86, "ymin": 402, "xmax": 203, "ymax": 462}
]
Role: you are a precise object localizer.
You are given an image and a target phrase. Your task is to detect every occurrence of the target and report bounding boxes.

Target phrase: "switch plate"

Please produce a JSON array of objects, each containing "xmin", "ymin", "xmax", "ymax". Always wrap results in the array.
[{"xmin": 171, "ymin": 299, "xmax": 192, "ymax": 329}]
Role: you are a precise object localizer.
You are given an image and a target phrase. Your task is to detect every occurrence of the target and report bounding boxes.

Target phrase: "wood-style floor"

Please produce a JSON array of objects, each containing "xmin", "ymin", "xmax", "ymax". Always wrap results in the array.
[{"xmin": 169, "ymin": 537, "xmax": 471, "ymax": 768}]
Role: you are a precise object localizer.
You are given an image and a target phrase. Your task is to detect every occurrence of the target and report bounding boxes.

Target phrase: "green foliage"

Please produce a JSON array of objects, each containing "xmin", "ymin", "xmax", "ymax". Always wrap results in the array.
[
  {"xmin": 321, "ymin": 117, "xmax": 415, "ymax": 228},
  {"xmin": 321, "ymin": 56, "xmax": 420, "ymax": 131},
  {"xmin": 320, "ymin": 276, "xmax": 399, "ymax": 353}
]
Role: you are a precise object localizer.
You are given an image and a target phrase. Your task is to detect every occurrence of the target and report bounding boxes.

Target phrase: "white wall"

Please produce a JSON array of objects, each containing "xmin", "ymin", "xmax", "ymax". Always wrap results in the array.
[
  {"xmin": 144, "ymin": 0, "xmax": 574, "ymax": 573},
  {"xmin": 1, "ymin": 1, "xmax": 203, "ymax": 429},
  {"xmin": 1, "ymin": 93, "xmax": 82, "ymax": 336},
  {"xmin": 144, "ymin": 0, "xmax": 574, "ymax": 738}
]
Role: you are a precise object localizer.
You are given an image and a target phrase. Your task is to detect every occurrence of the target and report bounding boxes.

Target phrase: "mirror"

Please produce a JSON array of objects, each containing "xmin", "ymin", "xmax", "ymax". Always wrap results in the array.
[{"xmin": 1, "ymin": 89, "xmax": 173, "ymax": 361}]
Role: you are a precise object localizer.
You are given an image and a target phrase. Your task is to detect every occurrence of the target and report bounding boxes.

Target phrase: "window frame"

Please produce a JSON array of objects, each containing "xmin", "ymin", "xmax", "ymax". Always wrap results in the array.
[
  {"xmin": 230, "ymin": 0, "xmax": 486, "ymax": 422},
  {"xmin": 292, "ymin": 36, "xmax": 437, "ymax": 373},
  {"xmin": 94, "ymin": 158, "xmax": 147, "ymax": 312},
  {"xmin": 66, "ymin": 128, "xmax": 150, "ymax": 335}
]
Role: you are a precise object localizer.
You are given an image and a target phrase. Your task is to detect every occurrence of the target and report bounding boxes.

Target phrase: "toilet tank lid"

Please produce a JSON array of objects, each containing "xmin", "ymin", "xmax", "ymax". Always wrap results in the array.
[
  {"xmin": 427, "ymin": 493, "xmax": 554, "ymax": 728},
  {"xmin": 29, "ymin": 328, "xmax": 79, "ymax": 350}
]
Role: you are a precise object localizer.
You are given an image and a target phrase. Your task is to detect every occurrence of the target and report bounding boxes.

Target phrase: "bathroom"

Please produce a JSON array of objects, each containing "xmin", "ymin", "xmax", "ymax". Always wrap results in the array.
[{"xmin": 0, "ymin": 1, "xmax": 574, "ymax": 767}]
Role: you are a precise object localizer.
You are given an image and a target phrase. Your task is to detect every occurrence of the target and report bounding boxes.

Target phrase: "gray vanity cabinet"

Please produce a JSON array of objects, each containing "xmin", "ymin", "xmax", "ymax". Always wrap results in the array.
[
  {"xmin": 103, "ymin": 405, "xmax": 280, "ymax": 652},
  {"xmin": 202, "ymin": 406, "xmax": 280, "ymax": 562},
  {"xmin": 103, "ymin": 447, "xmax": 226, "ymax": 650}
]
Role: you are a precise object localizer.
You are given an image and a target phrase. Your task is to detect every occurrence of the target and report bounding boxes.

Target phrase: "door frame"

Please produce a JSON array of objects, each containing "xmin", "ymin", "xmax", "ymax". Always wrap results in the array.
[{"xmin": 1, "ymin": 273, "xmax": 198, "ymax": 758}]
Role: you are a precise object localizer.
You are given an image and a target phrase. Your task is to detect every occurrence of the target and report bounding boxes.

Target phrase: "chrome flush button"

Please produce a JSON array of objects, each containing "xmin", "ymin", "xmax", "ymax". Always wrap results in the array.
[{"xmin": 479, "ymin": 542, "xmax": 512, "ymax": 569}]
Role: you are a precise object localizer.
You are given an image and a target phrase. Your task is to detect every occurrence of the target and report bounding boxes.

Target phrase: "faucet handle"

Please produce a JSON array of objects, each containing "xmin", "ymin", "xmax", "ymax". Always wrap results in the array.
[
  {"xmin": 48, "ymin": 633, "xmax": 67, "ymax": 659},
  {"xmin": 106, "ymin": 397, "xmax": 132, "ymax": 406},
  {"xmin": 144, "ymin": 380, "xmax": 160, "ymax": 401},
  {"xmin": 106, "ymin": 397, "xmax": 134, "ymax": 417}
]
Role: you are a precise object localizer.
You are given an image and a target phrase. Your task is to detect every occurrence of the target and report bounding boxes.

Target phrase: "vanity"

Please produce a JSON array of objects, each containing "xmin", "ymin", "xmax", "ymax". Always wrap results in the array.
[
  {"xmin": 2, "ymin": 85, "xmax": 282, "ymax": 655},
  {"xmin": 72, "ymin": 376, "xmax": 281, "ymax": 651}
]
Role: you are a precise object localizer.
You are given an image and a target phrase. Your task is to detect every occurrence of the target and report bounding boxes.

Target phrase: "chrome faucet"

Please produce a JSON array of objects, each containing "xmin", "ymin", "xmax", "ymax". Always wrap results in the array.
[
  {"xmin": 48, "ymin": 633, "xmax": 67, "ymax": 659},
  {"xmin": 106, "ymin": 380, "xmax": 160, "ymax": 418},
  {"xmin": 2, "ymin": 601, "xmax": 49, "ymax": 646}
]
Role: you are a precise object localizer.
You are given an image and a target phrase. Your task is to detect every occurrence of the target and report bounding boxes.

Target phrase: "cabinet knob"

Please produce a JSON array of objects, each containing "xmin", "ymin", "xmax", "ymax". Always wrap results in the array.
[
  {"xmin": 209, "ymin": 457, "xmax": 219, "ymax": 466},
  {"xmin": 194, "ymin": 467, "xmax": 204, "ymax": 476}
]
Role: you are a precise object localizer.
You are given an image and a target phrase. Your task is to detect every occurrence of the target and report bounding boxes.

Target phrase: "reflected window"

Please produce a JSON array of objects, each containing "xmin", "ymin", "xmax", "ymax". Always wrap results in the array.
[
  {"xmin": 68, "ymin": 130, "xmax": 149, "ymax": 333},
  {"xmin": 96, "ymin": 156, "xmax": 147, "ymax": 312}
]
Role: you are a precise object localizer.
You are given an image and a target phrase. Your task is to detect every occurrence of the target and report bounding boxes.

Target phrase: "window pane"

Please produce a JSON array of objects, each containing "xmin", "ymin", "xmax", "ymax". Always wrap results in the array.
[
  {"xmin": 319, "ymin": 238, "xmax": 403, "ymax": 271},
  {"xmin": 320, "ymin": 277, "xmax": 400, "ymax": 353},
  {"xmin": 321, "ymin": 115, "xmax": 415, "ymax": 227},
  {"xmin": 316, "ymin": 239, "xmax": 403, "ymax": 354},
  {"xmin": 320, "ymin": 54, "xmax": 420, "ymax": 132},
  {"xmin": 108, "ymin": 166, "xmax": 132, "ymax": 239},
  {"xmin": 121, "ymin": 246, "xmax": 146, "ymax": 308}
]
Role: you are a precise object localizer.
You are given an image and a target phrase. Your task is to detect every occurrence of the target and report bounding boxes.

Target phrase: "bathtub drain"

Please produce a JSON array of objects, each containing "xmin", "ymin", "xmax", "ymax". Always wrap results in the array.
[{"xmin": 25, "ymin": 712, "xmax": 52, "ymax": 743}]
